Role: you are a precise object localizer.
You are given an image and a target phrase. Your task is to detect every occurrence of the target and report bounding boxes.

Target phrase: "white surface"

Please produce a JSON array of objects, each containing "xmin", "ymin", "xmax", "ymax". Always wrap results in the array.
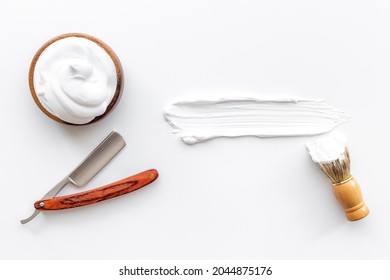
[{"xmin": 1, "ymin": 0, "xmax": 390, "ymax": 260}]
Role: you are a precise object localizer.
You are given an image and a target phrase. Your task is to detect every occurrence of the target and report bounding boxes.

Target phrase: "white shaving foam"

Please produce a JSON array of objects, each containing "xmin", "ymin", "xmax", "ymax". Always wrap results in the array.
[
  {"xmin": 33, "ymin": 36, "xmax": 117, "ymax": 124},
  {"xmin": 164, "ymin": 97, "xmax": 350, "ymax": 144},
  {"xmin": 306, "ymin": 131, "xmax": 348, "ymax": 163}
]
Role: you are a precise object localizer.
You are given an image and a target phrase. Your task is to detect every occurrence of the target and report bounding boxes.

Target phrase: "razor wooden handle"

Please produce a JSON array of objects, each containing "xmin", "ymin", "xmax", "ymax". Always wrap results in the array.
[
  {"xmin": 34, "ymin": 169, "xmax": 158, "ymax": 210},
  {"xmin": 332, "ymin": 176, "xmax": 369, "ymax": 221}
]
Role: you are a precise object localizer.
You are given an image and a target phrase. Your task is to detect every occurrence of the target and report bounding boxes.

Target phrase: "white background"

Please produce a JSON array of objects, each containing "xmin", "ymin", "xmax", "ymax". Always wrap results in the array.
[{"xmin": 1, "ymin": 0, "xmax": 389, "ymax": 260}]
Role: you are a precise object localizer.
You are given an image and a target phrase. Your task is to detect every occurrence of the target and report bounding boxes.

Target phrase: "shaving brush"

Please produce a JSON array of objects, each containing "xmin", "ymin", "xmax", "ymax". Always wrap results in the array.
[{"xmin": 306, "ymin": 132, "xmax": 369, "ymax": 221}]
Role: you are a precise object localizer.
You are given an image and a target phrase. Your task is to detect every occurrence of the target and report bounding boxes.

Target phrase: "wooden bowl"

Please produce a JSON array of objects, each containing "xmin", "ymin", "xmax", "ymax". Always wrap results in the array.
[{"xmin": 28, "ymin": 33, "xmax": 123, "ymax": 125}]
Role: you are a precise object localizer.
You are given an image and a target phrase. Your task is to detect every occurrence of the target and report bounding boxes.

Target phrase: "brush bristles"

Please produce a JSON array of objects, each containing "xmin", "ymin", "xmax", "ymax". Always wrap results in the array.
[{"xmin": 318, "ymin": 148, "xmax": 351, "ymax": 184}]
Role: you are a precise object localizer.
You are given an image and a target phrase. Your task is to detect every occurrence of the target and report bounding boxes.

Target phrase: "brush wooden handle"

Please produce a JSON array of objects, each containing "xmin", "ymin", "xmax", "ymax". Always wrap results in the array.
[
  {"xmin": 34, "ymin": 169, "xmax": 158, "ymax": 210},
  {"xmin": 332, "ymin": 177, "xmax": 369, "ymax": 221}
]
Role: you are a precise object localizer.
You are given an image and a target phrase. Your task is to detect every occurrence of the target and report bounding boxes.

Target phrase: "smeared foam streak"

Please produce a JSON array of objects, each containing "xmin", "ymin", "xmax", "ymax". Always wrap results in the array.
[{"xmin": 164, "ymin": 97, "xmax": 351, "ymax": 144}]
